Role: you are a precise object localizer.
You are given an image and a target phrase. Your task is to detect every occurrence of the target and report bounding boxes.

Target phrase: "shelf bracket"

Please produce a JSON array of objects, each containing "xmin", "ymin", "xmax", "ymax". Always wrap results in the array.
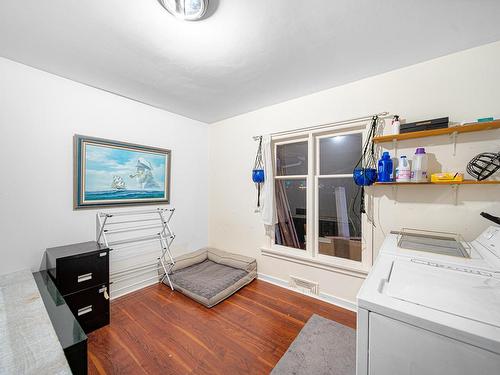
[
  {"xmin": 450, "ymin": 131, "xmax": 458, "ymax": 156},
  {"xmin": 392, "ymin": 185, "xmax": 398, "ymax": 203},
  {"xmin": 451, "ymin": 184, "xmax": 459, "ymax": 205},
  {"xmin": 392, "ymin": 138, "xmax": 398, "ymax": 157}
]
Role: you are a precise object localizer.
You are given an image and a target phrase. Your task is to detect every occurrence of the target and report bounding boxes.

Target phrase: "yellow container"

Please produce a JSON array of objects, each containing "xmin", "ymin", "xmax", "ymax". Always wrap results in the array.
[{"xmin": 431, "ymin": 173, "xmax": 464, "ymax": 183}]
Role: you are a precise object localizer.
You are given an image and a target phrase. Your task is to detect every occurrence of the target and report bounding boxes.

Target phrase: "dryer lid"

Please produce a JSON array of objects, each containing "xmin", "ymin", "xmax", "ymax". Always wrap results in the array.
[{"xmin": 386, "ymin": 259, "xmax": 500, "ymax": 328}]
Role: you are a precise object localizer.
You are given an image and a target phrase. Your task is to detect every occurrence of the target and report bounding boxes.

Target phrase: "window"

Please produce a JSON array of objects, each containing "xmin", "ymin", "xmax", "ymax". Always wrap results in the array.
[
  {"xmin": 275, "ymin": 140, "xmax": 308, "ymax": 250},
  {"xmin": 270, "ymin": 126, "xmax": 371, "ymax": 274},
  {"xmin": 317, "ymin": 134, "xmax": 362, "ymax": 262}
]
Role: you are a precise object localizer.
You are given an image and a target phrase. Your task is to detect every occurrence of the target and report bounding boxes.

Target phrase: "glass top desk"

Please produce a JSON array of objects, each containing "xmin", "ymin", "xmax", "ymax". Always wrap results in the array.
[{"xmin": 33, "ymin": 270, "xmax": 88, "ymax": 375}]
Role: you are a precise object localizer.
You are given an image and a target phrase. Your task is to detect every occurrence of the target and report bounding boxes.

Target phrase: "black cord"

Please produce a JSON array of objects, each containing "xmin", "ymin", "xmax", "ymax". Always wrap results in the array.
[
  {"xmin": 354, "ymin": 116, "xmax": 378, "ymax": 171},
  {"xmin": 480, "ymin": 211, "xmax": 500, "ymax": 225},
  {"xmin": 349, "ymin": 184, "xmax": 362, "ymax": 236},
  {"xmin": 254, "ymin": 136, "xmax": 264, "ymax": 169},
  {"xmin": 352, "ymin": 116, "xmax": 380, "ymax": 216}
]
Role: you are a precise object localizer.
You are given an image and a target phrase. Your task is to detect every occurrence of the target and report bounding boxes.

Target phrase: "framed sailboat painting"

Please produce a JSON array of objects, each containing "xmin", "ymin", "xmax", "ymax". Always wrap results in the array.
[{"xmin": 74, "ymin": 135, "xmax": 171, "ymax": 209}]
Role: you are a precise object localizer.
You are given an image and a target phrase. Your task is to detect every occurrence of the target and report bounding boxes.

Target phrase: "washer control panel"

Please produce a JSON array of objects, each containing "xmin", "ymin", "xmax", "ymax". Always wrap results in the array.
[
  {"xmin": 410, "ymin": 258, "xmax": 494, "ymax": 277},
  {"xmin": 478, "ymin": 226, "xmax": 500, "ymax": 258}
]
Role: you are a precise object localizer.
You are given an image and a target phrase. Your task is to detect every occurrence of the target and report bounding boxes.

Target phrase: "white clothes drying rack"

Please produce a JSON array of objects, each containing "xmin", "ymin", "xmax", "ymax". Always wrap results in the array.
[{"xmin": 96, "ymin": 208, "xmax": 176, "ymax": 293}]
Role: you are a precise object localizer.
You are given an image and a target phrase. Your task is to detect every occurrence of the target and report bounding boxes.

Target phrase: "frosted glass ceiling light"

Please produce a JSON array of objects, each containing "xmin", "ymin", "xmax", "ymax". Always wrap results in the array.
[{"xmin": 158, "ymin": 0, "xmax": 209, "ymax": 21}]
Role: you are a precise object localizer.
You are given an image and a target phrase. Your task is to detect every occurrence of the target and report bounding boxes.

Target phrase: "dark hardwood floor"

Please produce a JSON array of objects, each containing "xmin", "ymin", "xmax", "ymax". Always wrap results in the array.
[{"xmin": 88, "ymin": 279, "xmax": 356, "ymax": 375}]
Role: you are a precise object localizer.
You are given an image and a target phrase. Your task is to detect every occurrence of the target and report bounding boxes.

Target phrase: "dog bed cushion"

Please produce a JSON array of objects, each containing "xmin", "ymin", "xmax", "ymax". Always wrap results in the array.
[
  {"xmin": 171, "ymin": 260, "xmax": 246, "ymax": 299},
  {"xmin": 167, "ymin": 247, "xmax": 257, "ymax": 307}
]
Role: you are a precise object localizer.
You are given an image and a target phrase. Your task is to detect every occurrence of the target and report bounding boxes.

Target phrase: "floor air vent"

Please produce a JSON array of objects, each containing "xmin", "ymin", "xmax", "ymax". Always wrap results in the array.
[{"xmin": 289, "ymin": 275, "xmax": 319, "ymax": 296}]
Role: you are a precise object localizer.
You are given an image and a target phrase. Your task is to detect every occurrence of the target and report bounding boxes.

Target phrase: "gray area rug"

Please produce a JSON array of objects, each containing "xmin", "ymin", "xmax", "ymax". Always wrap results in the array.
[{"xmin": 271, "ymin": 314, "xmax": 355, "ymax": 375}]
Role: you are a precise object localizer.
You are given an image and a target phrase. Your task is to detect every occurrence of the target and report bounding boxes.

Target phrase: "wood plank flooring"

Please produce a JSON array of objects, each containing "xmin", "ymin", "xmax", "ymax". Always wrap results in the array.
[{"xmin": 88, "ymin": 279, "xmax": 356, "ymax": 375}]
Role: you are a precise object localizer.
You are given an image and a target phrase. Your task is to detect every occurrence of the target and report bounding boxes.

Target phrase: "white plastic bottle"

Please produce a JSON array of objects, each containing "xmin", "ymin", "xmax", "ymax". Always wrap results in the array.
[
  {"xmin": 396, "ymin": 155, "xmax": 411, "ymax": 182},
  {"xmin": 392, "ymin": 115, "xmax": 400, "ymax": 135},
  {"xmin": 411, "ymin": 147, "xmax": 429, "ymax": 182}
]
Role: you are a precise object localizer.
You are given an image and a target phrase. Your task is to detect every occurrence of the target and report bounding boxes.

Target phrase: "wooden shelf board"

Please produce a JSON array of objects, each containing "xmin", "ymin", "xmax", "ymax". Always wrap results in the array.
[
  {"xmin": 374, "ymin": 180, "xmax": 500, "ymax": 186},
  {"xmin": 373, "ymin": 120, "xmax": 500, "ymax": 143}
]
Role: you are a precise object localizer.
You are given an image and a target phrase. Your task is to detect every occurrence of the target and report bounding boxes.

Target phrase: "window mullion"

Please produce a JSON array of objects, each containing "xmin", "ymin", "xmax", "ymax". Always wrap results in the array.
[
  {"xmin": 313, "ymin": 134, "xmax": 320, "ymax": 259},
  {"xmin": 274, "ymin": 175, "xmax": 307, "ymax": 180},
  {"xmin": 306, "ymin": 132, "xmax": 315, "ymax": 257},
  {"xmin": 318, "ymin": 174, "xmax": 353, "ymax": 179}
]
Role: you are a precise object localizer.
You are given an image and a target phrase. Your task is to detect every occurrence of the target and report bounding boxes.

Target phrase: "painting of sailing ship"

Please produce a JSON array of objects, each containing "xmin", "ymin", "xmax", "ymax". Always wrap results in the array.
[
  {"xmin": 74, "ymin": 135, "xmax": 171, "ymax": 208},
  {"xmin": 111, "ymin": 176, "xmax": 126, "ymax": 190}
]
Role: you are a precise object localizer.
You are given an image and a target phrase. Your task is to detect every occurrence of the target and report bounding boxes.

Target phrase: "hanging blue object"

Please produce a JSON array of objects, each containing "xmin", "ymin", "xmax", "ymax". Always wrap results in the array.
[
  {"xmin": 353, "ymin": 167, "xmax": 377, "ymax": 186},
  {"xmin": 253, "ymin": 137, "xmax": 265, "ymax": 208},
  {"xmin": 352, "ymin": 116, "xmax": 380, "ymax": 214},
  {"xmin": 252, "ymin": 169, "xmax": 265, "ymax": 183},
  {"xmin": 353, "ymin": 116, "xmax": 379, "ymax": 189}
]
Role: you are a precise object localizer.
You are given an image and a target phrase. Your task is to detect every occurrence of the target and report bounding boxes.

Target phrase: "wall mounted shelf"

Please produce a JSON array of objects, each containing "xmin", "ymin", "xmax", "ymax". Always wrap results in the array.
[
  {"xmin": 373, "ymin": 120, "xmax": 500, "ymax": 144},
  {"xmin": 374, "ymin": 180, "xmax": 500, "ymax": 186},
  {"xmin": 371, "ymin": 120, "xmax": 500, "ymax": 205},
  {"xmin": 374, "ymin": 179, "xmax": 499, "ymax": 205}
]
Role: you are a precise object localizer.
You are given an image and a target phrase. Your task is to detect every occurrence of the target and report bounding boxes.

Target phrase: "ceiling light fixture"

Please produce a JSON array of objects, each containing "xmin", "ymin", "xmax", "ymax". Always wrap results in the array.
[{"xmin": 158, "ymin": 0, "xmax": 209, "ymax": 21}]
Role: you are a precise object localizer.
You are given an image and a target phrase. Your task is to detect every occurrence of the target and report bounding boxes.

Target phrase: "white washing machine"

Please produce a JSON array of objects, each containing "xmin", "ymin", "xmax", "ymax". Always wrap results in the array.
[{"xmin": 356, "ymin": 222, "xmax": 500, "ymax": 375}]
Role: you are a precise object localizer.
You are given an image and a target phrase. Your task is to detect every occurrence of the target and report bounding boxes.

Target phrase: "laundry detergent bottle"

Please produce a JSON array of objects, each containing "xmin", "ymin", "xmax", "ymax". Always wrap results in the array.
[
  {"xmin": 411, "ymin": 147, "xmax": 429, "ymax": 182},
  {"xmin": 396, "ymin": 155, "xmax": 411, "ymax": 182},
  {"xmin": 377, "ymin": 151, "xmax": 393, "ymax": 182}
]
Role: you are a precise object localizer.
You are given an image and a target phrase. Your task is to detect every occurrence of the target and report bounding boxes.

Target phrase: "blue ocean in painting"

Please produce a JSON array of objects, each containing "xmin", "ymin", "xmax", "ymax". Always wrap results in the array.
[
  {"xmin": 82, "ymin": 143, "xmax": 168, "ymax": 203},
  {"xmin": 85, "ymin": 190, "xmax": 165, "ymax": 201}
]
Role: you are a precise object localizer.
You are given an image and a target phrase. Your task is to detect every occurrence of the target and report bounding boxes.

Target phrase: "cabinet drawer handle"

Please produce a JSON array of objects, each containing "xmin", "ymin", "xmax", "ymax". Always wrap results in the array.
[
  {"xmin": 99, "ymin": 286, "xmax": 110, "ymax": 300},
  {"xmin": 77, "ymin": 273, "xmax": 92, "ymax": 283},
  {"xmin": 78, "ymin": 305, "xmax": 93, "ymax": 316},
  {"xmin": 99, "ymin": 252, "xmax": 107, "ymax": 257}
]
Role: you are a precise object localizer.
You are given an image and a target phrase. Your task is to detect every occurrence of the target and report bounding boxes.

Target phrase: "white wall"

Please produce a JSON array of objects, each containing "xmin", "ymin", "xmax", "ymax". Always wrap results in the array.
[
  {"xmin": 208, "ymin": 41, "xmax": 500, "ymax": 305},
  {"xmin": 0, "ymin": 57, "xmax": 209, "ymax": 280}
]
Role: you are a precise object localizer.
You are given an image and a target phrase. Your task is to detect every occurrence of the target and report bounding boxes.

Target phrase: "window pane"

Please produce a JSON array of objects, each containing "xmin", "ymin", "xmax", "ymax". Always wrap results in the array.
[
  {"xmin": 318, "ymin": 177, "xmax": 361, "ymax": 261},
  {"xmin": 319, "ymin": 134, "xmax": 362, "ymax": 175},
  {"xmin": 275, "ymin": 179, "xmax": 306, "ymax": 250},
  {"xmin": 276, "ymin": 141, "xmax": 308, "ymax": 176}
]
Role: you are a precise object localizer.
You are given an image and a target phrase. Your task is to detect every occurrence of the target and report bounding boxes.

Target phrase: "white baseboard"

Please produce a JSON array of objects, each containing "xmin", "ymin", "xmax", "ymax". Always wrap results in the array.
[
  {"xmin": 257, "ymin": 272, "xmax": 357, "ymax": 312},
  {"xmin": 110, "ymin": 279, "xmax": 159, "ymax": 300}
]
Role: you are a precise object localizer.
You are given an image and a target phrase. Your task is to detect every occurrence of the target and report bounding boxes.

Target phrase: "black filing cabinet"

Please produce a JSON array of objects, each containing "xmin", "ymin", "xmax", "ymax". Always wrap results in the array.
[{"xmin": 46, "ymin": 241, "xmax": 110, "ymax": 334}]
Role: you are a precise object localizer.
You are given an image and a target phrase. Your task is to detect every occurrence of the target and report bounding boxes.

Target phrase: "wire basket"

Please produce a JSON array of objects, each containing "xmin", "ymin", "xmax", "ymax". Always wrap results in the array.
[{"xmin": 466, "ymin": 152, "xmax": 500, "ymax": 181}]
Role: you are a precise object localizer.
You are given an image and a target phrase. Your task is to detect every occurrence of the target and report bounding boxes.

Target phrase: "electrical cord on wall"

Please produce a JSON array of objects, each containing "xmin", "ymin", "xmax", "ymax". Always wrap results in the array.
[{"xmin": 352, "ymin": 116, "xmax": 382, "ymax": 214}]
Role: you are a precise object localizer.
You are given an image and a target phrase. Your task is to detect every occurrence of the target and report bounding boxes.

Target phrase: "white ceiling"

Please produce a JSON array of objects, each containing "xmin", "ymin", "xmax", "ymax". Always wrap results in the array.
[{"xmin": 1, "ymin": 1, "xmax": 500, "ymax": 123}]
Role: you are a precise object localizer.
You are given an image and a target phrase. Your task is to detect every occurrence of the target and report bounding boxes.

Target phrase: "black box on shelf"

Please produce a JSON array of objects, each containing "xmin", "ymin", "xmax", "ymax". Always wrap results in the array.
[{"xmin": 400, "ymin": 117, "xmax": 449, "ymax": 134}]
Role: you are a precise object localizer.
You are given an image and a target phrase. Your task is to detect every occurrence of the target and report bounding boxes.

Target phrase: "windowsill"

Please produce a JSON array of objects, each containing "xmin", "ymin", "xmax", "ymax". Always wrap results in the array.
[{"xmin": 260, "ymin": 247, "xmax": 370, "ymax": 279}]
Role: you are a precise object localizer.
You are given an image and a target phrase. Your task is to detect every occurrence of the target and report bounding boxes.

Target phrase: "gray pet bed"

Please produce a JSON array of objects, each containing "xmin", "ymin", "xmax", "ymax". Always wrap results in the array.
[{"xmin": 164, "ymin": 247, "xmax": 257, "ymax": 307}]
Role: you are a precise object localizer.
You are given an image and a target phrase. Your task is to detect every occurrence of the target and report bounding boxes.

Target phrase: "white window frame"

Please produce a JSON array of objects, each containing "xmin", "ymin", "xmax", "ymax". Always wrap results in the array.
[
  {"xmin": 262, "ymin": 123, "xmax": 373, "ymax": 277},
  {"xmin": 273, "ymin": 136, "xmax": 310, "ymax": 256}
]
